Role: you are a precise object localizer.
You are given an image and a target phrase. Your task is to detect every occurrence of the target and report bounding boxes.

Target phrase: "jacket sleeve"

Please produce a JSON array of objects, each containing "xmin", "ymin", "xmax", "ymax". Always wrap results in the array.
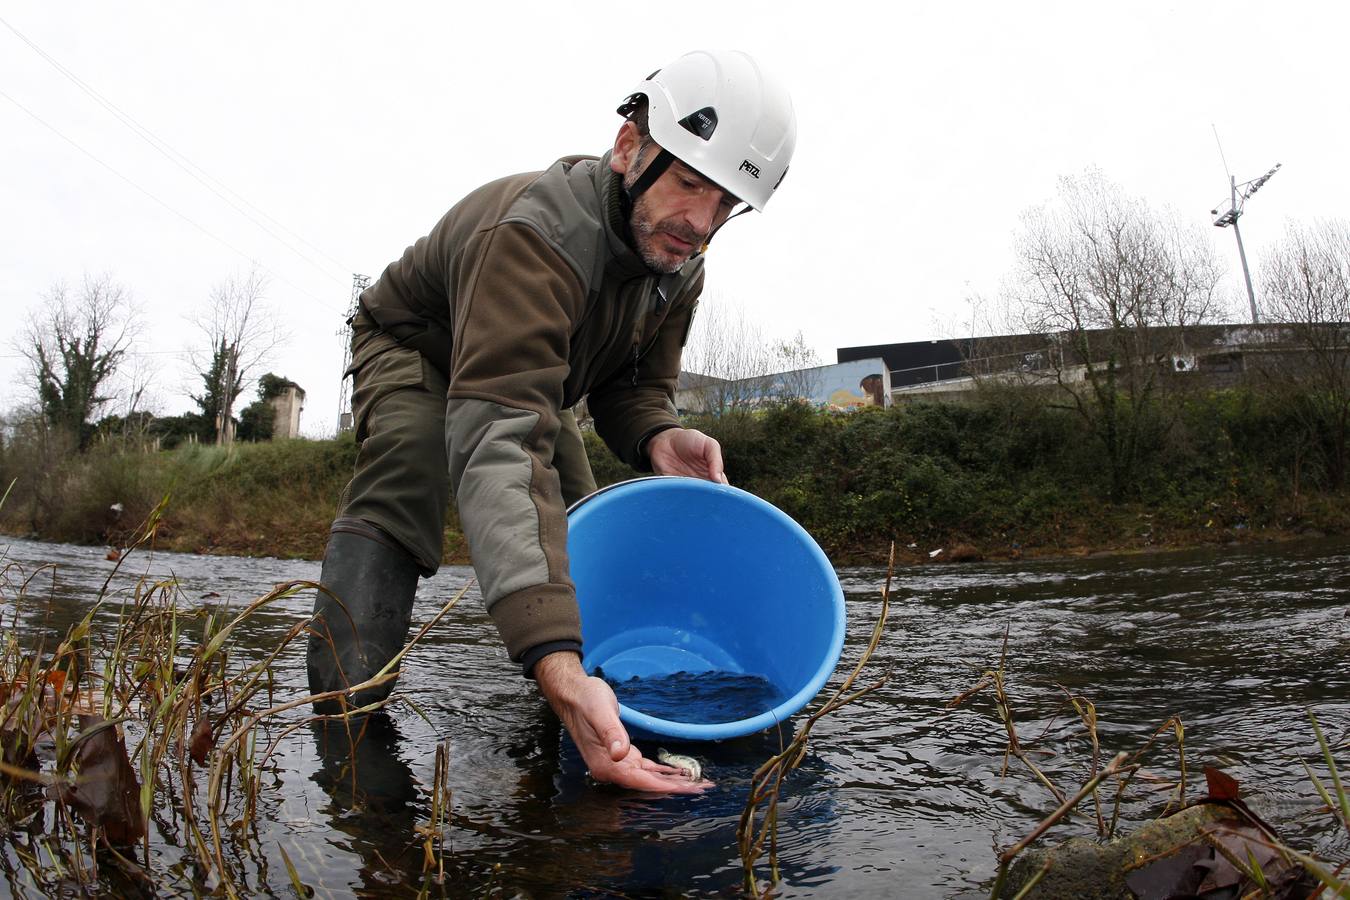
[
  {"xmin": 444, "ymin": 222, "xmax": 587, "ymax": 662},
  {"xmin": 587, "ymin": 268, "xmax": 705, "ymax": 469}
]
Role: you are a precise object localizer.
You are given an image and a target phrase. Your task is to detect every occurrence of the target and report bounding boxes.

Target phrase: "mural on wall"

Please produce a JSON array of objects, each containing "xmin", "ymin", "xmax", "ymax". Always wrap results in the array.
[
  {"xmin": 673, "ymin": 358, "xmax": 893, "ymax": 414},
  {"xmin": 774, "ymin": 358, "xmax": 891, "ymax": 410}
]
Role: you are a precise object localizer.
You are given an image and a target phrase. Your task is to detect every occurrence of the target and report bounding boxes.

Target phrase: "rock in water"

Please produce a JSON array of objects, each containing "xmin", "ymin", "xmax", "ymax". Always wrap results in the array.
[{"xmin": 1001, "ymin": 803, "xmax": 1313, "ymax": 899}]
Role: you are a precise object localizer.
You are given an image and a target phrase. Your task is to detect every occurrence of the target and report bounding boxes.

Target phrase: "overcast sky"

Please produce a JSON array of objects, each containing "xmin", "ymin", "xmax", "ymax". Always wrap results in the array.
[{"xmin": 2, "ymin": 1, "xmax": 1345, "ymax": 436}]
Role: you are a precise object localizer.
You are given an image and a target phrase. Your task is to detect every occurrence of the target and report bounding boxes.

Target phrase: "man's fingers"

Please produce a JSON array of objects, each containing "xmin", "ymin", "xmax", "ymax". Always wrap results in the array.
[
  {"xmin": 638, "ymin": 757, "xmax": 687, "ymax": 775},
  {"xmin": 585, "ymin": 682, "xmax": 631, "ymax": 761},
  {"xmin": 607, "ymin": 733, "xmax": 630, "ymax": 762},
  {"xmin": 604, "ymin": 766, "xmax": 712, "ymax": 794}
]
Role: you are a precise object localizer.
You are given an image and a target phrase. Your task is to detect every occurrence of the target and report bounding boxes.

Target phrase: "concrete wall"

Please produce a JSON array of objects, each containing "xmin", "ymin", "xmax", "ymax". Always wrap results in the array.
[{"xmin": 269, "ymin": 385, "xmax": 305, "ymax": 439}]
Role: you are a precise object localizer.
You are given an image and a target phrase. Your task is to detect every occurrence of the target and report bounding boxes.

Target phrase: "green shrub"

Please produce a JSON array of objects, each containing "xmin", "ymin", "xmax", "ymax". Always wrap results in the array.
[{"xmin": 2, "ymin": 384, "xmax": 1345, "ymax": 561}]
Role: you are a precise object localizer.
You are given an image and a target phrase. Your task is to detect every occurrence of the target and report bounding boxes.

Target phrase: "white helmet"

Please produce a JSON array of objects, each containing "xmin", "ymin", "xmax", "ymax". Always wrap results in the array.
[{"xmin": 617, "ymin": 49, "xmax": 796, "ymax": 212}]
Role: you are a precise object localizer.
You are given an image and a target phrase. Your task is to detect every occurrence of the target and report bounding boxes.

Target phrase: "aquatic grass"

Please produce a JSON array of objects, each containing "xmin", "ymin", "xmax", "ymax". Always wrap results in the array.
[
  {"xmin": 414, "ymin": 737, "xmax": 454, "ymax": 895},
  {"xmin": 0, "ymin": 499, "xmax": 470, "ymax": 898},
  {"xmin": 1106, "ymin": 714, "xmax": 1188, "ymax": 837},
  {"xmin": 987, "ymin": 751, "xmax": 1132, "ymax": 900},
  {"xmin": 736, "ymin": 542, "xmax": 894, "ymax": 897},
  {"xmin": 1305, "ymin": 709, "xmax": 1349, "ymax": 836},
  {"xmin": 947, "ymin": 626, "xmax": 1066, "ymax": 806},
  {"xmin": 951, "ymin": 642, "xmax": 1349, "ymax": 898}
]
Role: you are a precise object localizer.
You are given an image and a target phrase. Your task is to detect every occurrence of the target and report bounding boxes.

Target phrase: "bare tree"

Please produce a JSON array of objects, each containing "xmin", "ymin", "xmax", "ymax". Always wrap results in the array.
[
  {"xmin": 766, "ymin": 331, "xmax": 823, "ymax": 405},
  {"xmin": 1004, "ymin": 170, "xmax": 1224, "ymax": 499},
  {"xmin": 680, "ymin": 298, "xmax": 821, "ymax": 414},
  {"xmin": 95, "ymin": 350, "xmax": 161, "ymax": 447},
  {"xmin": 17, "ymin": 273, "xmax": 139, "ymax": 449},
  {"xmin": 187, "ymin": 268, "xmax": 284, "ymax": 445},
  {"xmin": 1256, "ymin": 219, "xmax": 1350, "ymax": 489}
]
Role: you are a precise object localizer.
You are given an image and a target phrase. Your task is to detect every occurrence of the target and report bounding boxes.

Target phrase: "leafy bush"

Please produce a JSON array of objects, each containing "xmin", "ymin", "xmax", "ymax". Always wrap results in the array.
[{"xmin": 1, "ymin": 385, "xmax": 1346, "ymax": 562}]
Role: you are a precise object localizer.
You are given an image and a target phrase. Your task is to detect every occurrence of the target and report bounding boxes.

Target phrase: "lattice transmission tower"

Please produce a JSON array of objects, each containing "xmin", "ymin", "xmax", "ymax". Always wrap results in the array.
[{"xmin": 336, "ymin": 273, "xmax": 371, "ymax": 432}]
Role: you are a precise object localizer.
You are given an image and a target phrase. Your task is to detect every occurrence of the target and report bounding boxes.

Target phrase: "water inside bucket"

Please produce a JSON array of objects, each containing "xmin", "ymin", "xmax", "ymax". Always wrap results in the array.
[{"xmin": 598, "ymin": 669, "xmax": 786, "ymax": 726}]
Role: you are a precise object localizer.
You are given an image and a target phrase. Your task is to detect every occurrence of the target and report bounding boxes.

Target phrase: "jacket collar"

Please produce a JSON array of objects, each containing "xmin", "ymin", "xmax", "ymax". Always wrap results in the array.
[{"xmin": 589, "ymin": 151, "xmax": 648, "ymax": 279}]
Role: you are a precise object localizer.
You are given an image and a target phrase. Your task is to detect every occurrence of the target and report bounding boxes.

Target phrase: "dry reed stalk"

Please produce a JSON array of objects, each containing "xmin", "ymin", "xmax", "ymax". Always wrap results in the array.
[
  {"xmin": 414, "ymin": 737, "xmax": 454, "ymax": 896},
  {"xmin": 1056, "ymin": 687, "xmax": 1106, "ymax": 834},
  {"xmin": 736, "ymin": 542, "xmax": 894, "ymax": 897},
  {"xmin": 1, "ymin": 495, "xmax": 474, "ymax": 898},
  {"xmin": 1105, "ymin": 715, "xmax": 1187, "ymax": 837},
  {"xmin": 202, "ymin": 582, "xmax": 469, "ymax": 898},
  {"xmin": 987, "ymin": 751, "xmax": 1133, "ymax": 900},
  {"xmin": 958, "ymin": 652, "xmax": 1347, "ymax": 898},
  {"xmin": 947, "ymin": 626, "xmax": 1065, "ymax": 806}
]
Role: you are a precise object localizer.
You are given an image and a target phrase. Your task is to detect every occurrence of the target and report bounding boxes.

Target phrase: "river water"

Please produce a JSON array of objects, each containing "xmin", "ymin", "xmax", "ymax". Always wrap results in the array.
[{"xmin": 1, "ymin": 535, "xmax": 1347, "ymax": 898}]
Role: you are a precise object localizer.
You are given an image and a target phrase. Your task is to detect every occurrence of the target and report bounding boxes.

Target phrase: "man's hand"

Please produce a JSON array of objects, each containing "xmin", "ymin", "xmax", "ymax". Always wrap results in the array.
[
  {"xmin": 646, "ymin": 427, "xmax": 728, "ymax": 484},
  {"xmin": 533, "ymin": 651, "xmax": 710, "ymax": 793}
]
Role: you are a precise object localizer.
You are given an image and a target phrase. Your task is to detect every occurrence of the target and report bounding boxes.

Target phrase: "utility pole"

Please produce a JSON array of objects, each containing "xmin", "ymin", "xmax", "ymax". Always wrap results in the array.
[
  {"xmin": 1211, "ymin": 163, "xmax": 1281, "ymax": 324},
  {"xmin": 336, "ymin": 273, "xmax": 371, "ymax": 433}
]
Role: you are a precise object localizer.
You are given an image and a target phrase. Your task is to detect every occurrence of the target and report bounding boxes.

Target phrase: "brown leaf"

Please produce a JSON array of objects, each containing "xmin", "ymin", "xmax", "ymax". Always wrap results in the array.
[
  {"xmin": 1198, "ymin": 823, "xmax": 1297, "ymax": 895},
  {"xmin": 54, "ymin": 714, "xmax": 146, "ymax": 845},
  {"xmin": 1, "ymin": 680, "xmax": 52, "ymax": 769},
  {"xmin": 189, "ymin": 715, "xmax": 214, "ymax": 766},
  {"xmin": 1124, "ymin": 843, "xmax": 1207, "ymax": 899},
  {"xmin": 1203, "ymin": 766, "xmax": 1241, "ymax": 801}
]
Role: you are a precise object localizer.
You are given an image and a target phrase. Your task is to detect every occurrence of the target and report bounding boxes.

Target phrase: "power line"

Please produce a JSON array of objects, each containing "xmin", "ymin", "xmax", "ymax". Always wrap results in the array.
[
  {"xmin": 0, "ymin": 14, "xmax": 354, "ymax": 285},
  {"xmin": 1211, "ymin": 124, "xmax": 1232, "ymax": 182},
  {"xmin": 0, "ymin": 86, "xmax": 343, "ymax": 316},
  {"xmin": 0, "ymin": 350, "xmax": 189, "ymax": 360}
]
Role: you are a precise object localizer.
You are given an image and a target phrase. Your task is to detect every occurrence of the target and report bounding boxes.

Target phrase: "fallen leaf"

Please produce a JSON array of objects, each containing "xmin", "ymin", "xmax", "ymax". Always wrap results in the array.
[
  {"xmin": 53, "ymin": 714, "xmax": 146, "ymax": 845},
  {"xmin": 1204, "ymin": 766, "xmax": 1241, "ymax": 801},
  {"xmin": 189, "ymin": 715, "xmax": 214, "ymax": 766},
  {"xmin": 1124, "ymin": 843, "xmax": 1207, "ymax": 899}
]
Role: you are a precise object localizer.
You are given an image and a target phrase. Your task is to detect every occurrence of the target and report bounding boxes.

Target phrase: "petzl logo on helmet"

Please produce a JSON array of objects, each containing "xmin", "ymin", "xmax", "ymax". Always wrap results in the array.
[{"xmin": 739, "ymin": 159, "xmax": 762, "ymax": 179}]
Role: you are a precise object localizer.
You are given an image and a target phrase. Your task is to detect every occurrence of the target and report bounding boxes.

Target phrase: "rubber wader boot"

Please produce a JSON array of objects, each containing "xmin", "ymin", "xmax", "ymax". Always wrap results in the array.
[{"xmin": 307, "ymin": 519, "xmax": 419, "ymax": 714}]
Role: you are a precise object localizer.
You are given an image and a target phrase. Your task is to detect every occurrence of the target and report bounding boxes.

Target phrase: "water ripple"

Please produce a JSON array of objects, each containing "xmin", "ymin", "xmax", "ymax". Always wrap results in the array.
[{"xmin": 1, "ymin": 535, "xmax": 1346, "ymax": 897}]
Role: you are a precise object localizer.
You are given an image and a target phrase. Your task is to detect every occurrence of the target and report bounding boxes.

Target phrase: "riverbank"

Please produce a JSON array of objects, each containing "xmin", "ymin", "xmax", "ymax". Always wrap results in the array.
[
  {"xmin": 7, "ymin": 497, "xmax": 1339, "ymax": 569},
  {"xmin": 2, "ymin": 393, "xmax": 1347, "ymax": 566}
]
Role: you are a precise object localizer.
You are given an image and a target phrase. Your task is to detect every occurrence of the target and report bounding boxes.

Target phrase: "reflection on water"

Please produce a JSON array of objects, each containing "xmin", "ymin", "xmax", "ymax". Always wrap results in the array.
[
  {"xmin": 601, "ymin": 669, "xmax": 786, "ymax": 725},
  {"xmin": 1, "ymin": 535, "xmax": 1347, "ymax": 897}
]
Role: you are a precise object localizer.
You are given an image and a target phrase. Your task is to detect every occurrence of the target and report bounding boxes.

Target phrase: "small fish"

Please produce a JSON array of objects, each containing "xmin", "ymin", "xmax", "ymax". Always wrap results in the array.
[{"xmin": 657, "ymin": 748, "xmax": 703, "ymax": 782}]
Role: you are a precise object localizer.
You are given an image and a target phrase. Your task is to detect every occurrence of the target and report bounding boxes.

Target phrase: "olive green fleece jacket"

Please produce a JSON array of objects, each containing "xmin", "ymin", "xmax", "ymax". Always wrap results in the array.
[{"xmin": 358, "ymin": 152, "xmax": 704, "ymax": 662}]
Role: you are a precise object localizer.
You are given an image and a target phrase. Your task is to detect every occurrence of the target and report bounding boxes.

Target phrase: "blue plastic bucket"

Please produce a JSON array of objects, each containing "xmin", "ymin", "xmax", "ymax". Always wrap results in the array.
[{"xmin": 567, "ymin": 476, "xmax": 845, "ymax": 741}]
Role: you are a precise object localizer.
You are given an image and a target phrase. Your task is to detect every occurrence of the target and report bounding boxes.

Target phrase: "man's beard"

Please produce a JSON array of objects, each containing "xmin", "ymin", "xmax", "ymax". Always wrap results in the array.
[{"xmin": 629, "ymin": 195, "xmax": 704, "ymax": 274}]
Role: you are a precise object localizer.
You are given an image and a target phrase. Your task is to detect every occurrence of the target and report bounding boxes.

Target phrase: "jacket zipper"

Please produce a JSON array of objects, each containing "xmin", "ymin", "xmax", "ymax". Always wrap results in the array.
[{"xmin": 631, "ymin": 278, "xmax": 671, "ymax": 385}]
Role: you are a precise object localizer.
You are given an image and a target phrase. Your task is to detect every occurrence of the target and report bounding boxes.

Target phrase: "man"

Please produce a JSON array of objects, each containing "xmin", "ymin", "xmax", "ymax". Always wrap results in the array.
[{"xmin": 307, "ymin": 50, "xmax": 796, "ymax": 792}]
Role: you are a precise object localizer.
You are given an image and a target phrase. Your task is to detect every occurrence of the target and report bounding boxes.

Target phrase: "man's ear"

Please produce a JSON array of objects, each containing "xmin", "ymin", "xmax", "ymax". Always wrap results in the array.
[{"xmin": 610, "ymin": 121, "xmax": 642, "ymax": 176}]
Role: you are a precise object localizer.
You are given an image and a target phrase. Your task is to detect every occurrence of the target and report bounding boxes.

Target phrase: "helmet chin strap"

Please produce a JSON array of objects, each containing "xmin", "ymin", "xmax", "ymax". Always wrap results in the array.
[
  {"xmin": 623, "ymin": 147, "xmax": 674, "ymax": 206},
  {"xmin": 702, "ymin": 205, "xmax": 751, "ymax": 253},
  {"xmin": 625, "ymin": 146, "xmax": 752, "ymax": 257}
]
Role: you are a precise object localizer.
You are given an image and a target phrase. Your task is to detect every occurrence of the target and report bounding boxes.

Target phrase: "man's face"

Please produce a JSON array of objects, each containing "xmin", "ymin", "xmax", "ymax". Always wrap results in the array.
[{"xmin": 621, "ymin": 143, "xmax": 740, "ymax": 274}]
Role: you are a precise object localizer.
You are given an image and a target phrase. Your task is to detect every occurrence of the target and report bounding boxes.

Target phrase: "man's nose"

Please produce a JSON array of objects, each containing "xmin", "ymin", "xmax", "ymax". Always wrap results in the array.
[{"xmin": 683, "ymin": 193, "xmax": 720, "ymax": 237}]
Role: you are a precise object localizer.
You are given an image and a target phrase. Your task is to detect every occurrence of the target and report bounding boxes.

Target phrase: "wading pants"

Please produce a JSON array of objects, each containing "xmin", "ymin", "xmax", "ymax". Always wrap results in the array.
[
  {"xmin": 308, "ymin": 311, "xmax": 599, "ymax": 706},
  {"xmin": 337, "ymin": 308, "xmax": 599, "ymax": 575}
]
